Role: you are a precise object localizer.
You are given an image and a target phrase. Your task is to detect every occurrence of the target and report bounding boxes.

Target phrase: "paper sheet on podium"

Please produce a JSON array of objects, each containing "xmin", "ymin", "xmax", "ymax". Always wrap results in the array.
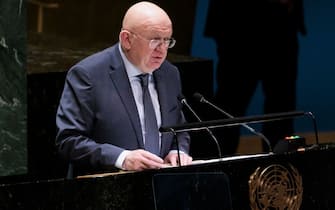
[
  {"xmin": 189, "ymin": 153, "xmax": 272, "ymax": 166},
  {"xmin": 77, "ymin": 153, "xmax": 273, "ymax": 179}
]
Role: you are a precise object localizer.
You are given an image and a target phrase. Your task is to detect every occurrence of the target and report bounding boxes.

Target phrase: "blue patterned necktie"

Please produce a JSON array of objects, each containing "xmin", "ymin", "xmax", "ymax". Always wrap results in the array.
[{"xmin": 138, "ymin": 74, "xmax": 160, "ymax": 155}]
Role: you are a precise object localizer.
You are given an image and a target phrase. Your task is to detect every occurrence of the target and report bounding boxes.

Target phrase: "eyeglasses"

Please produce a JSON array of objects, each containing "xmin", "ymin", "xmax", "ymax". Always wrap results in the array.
[{"xmin": 127, "ymin": 30, "xmax": 176, "ymax": 49}]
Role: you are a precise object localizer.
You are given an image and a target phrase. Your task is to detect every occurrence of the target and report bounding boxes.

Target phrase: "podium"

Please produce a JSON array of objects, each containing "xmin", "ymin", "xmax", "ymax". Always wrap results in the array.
[
  {"xmin": 152, "ymin": 172, "xmax": 232, "ymax": 210},
  {"xmin": 0, "ymin": 143, "xmax": 334, "ymax": 210}
]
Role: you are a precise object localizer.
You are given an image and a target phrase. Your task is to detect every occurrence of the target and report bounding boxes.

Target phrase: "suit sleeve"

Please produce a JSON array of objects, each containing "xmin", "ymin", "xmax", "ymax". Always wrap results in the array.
[{"xmin": 55, "ymin": 66, "xmax": 122, "ymax": 172}]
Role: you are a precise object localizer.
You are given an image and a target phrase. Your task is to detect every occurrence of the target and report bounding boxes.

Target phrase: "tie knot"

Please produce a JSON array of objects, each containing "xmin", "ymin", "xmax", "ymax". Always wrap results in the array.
[{"xmin": 138, "ymin": 74, "xmax": 149, "ymax": 88}]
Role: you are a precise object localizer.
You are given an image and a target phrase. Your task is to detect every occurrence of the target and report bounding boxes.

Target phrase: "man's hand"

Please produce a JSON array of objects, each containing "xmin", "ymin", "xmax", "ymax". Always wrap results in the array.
[
  {"xmin": 122, "ymin": 149, "xmax": 164, "ymax": 171},
  {"xmin": 164, "ymin": 152, "xmax": 193, "ymax": 167}
]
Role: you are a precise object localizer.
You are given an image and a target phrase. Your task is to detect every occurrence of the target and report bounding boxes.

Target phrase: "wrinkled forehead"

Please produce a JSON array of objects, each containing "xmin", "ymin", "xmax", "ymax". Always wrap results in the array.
[{"xmin": 137, "ymin": 18, "xmax": 173, "ymax": 35}]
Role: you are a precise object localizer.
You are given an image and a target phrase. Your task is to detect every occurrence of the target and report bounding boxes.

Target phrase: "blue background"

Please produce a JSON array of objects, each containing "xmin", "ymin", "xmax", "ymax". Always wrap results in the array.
[{"xmin": 191, "ymin": 0, "xmax": 335, "ymax": 133}]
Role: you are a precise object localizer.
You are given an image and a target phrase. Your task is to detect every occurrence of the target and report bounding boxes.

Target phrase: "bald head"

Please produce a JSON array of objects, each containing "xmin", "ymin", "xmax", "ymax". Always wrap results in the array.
[
  {"xmin": 122, "ymin": 1, "xmax": 172, "ymax": 32},
  {"xmin": 119, "ymin": 1, "xmax": 174, "ymax": 73}
]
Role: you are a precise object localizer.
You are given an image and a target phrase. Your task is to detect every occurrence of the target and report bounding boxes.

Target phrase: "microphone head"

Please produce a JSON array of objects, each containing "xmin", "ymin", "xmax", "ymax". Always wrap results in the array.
[
  {"xmin": 193, "ymin": 92, "xmax": 205, "ymax": 103},
  {"xmin": 178, "ymin": 94, "xmax": 186, "ymax": 104}
]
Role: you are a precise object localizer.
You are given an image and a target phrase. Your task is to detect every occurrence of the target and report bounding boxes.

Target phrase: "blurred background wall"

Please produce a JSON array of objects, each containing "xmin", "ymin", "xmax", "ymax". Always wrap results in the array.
[
  {"xmin": 192, "ymin": 0, "xmax": 335, "ymax": 134},
  {"xmin": 0, "ymin": 0, "xmax": 27, "ymax": 177}
]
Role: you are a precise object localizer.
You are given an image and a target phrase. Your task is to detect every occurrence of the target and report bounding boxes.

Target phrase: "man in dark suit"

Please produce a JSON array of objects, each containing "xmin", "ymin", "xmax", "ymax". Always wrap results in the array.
[
  {"xmin": 56, "ymin": 1, "xmax": 192, "ymax": 175},
  {"xmin": 204, "ymin": 0, "xmax": 307, "ymax": 155}
]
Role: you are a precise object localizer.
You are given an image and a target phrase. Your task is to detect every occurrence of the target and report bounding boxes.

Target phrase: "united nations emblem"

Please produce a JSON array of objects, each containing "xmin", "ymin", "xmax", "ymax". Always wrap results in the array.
[{"xmin": 249, "ymin": 164, "xmax": 303, "ymax": 210}]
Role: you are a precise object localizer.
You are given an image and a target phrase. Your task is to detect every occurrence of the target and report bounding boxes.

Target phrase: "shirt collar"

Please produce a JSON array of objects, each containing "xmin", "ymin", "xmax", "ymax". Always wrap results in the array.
[{"xmin": 118, "ymin": 43, "xmax": 151, "ymax": 79}]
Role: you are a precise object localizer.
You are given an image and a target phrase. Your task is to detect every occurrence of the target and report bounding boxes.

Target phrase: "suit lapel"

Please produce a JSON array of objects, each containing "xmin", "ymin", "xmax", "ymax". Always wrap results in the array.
[
  {"xmin": 108, "ymin": 46, "xmax": 144, "ymax": 148},
  {"xmin": 153, "ymin": 68, "xmax": 170, "ymax": 155},
  {"xmin": 154, "ymin": 68, "xmax": 169, "ymax": 128}
]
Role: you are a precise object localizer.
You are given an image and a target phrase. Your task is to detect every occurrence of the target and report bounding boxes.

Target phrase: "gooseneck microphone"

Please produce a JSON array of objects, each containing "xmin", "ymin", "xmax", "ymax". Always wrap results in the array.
[
  {"xmin": 178, "ymin": 95, "xmax": 222, "ymax": 158},
  {"xmin": 193, "ymin": 92, "xmax": 273, "ymax": 152}
]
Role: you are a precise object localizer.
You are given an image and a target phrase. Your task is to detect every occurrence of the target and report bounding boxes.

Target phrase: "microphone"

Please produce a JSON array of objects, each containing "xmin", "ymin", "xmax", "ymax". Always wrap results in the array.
[
  {"xmin": 295, "ymin": 111, "xmax": 320, "ymax": 153},
  {"xmin": 304, "ymin": 111, "xmax": 319, "ymax": 145},
  {"xmin": 193, "ymin": 92, "xmax": 273, "ymax": 153},
  {"xmin": 178, "ymin": 94, "xmax": 222, "ymax": 158}
]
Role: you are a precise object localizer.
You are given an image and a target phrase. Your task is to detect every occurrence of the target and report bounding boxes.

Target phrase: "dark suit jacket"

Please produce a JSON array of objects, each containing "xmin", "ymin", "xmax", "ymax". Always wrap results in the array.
[{"xmin": 56, "ymin": 43, "xmax": 190, "ymax": 174}]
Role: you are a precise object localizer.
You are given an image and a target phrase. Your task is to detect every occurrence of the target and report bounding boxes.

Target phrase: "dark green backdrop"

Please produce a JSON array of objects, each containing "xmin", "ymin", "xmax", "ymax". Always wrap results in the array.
[{"xmin": 0, "ymin": 0, "xmax": 27, "ymax": 177}]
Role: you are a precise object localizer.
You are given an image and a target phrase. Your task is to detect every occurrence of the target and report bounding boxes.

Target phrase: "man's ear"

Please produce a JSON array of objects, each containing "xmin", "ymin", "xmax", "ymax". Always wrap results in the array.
[{"xmin": 119, "ymin": 30, "xmax": 132, "ymax": 50}]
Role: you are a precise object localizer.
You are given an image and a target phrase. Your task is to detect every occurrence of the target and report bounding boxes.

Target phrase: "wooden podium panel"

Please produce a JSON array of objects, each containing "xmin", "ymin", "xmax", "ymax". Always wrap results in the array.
[{"xmin": 0, "ymin": 144, "xmax": 334, "ymax": 210}]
